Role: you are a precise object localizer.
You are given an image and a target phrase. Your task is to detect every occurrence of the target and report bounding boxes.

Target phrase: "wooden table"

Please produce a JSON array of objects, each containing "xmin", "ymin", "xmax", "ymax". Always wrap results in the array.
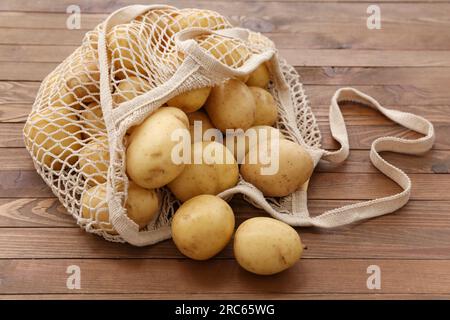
[{"xmin": 0, "ymin": 0, "xmax": 449, "ymax": 300}]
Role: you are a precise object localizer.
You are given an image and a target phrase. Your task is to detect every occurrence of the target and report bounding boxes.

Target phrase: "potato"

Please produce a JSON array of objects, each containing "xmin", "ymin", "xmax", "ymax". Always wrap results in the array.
[
  {"xmin": 246, "ymin": 63, "xmax": 270, "ymax": 88},
  {"xmin": 225, "ymin": 126, "xmax": 284, "ymax": 163},
  {"xmin": 81, "ymin": 183, "xmax": 116, "ymax": 233},
  {"xmin": 66, "ymin": 51, "xmax": 100, "ymax": 102},
  {"xmin": 42, "ymin": 73, "xmax": 79, "ymax": 109},
  {"xmin": 24, "ymin": 106, "xmax": 82, "ymax": 170},
  {"xmin": 126, "ymin": 107, "xmax": 189, "ymax": 189},
  {"xmin": 172, "ymin": 195, "xmax": 235, "ymax": 260},
  {"xmin": 168, "ymin": 141, "xmax": 239, "ymax": 202},
  {"xmin": 81, "ymin": 182, "xmax": 160, "ymax": 233},
  {"xmin": 82, "ymin": 102, "xmax": 106, "ymax": 138},
  {"xmin": 249, "ymin": 87, "xmax": 278, "ymax": 126},
  {"xmin": 79, "ymin": 136, "xmax": 109, "ymax": 185},
  {"xmin": 234, "ymin": 217, "xmax": 303, "ymax": 275},
  {"xmin": 107, "ymin": 23, "xmax": 146, "ymax": 79},
  {"xmin": 205, "ymin": 79, "xmax": 256, "ymax": 132},
  {"xmin": 167, "ymin": 87, "xmax": 211, "ymax": 113},
  {"xmin": 197, "ymin": 34, "xmax": 250, "ymax": 68},
  {"xmin": 187, "ymin": 111, "xmax": 215, "ymax": 143},
  {"xmin": 126, "ymin": 181, "xmax": 161, "ymax": 229},
  {"xmin": 240, "ymin": 139, "xmax": 313, "ymax": 197},
  {"xmin": 113, "ymin": 76, "xmax": 150, "ymax": 104},
  {"xmin": 170, "ymin": 9, "xmax": 229, "ymax": 34}
]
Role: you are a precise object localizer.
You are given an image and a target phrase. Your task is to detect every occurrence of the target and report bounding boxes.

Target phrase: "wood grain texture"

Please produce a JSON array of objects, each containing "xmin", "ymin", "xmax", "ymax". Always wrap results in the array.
[
  {"xmin": 3, "ymin": 148, "xmax": 448, "ymax": 173},
  {"xmin": 1, "ymin": 259, "xmax": 450, "ymax": 294},
  {"xmin": 0, "ymin": 170, "xmax": 448, "ymax": 200},
  {"xmin": 2, "ymin": 45, "xmax": 450, "ymax": 67},
  {"xmin": 2, "ymin": 293, "xmax": 450, "ymax": 300},
  {"xmin": 1, "ymin": 200, "xmax": 450, "ymax": 260},
  {"xmin": 0, "ymin": 0, "xmax": 449, "ymax": 300}
]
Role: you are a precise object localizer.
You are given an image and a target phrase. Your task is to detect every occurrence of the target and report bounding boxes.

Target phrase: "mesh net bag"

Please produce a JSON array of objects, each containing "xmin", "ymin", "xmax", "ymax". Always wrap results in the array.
[{"xmin": 24, "ymin": 5, "xmax": 435, "ymax": 246}]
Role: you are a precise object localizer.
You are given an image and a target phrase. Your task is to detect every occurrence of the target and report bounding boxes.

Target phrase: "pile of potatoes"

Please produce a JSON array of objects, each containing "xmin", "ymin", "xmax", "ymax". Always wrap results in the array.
[
  {"xmin": 120, "ymin": 61, "xmax": 311, "ymax": 274},
  {"xmin": 24, "ymin": 9, "xmax": 314, "ymax": 275}
]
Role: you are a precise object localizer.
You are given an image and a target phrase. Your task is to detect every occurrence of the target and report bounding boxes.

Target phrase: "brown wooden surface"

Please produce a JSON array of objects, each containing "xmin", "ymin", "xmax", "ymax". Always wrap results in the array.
[{"xmin": 0, "ymin": 0, "xmax": 449, "ymax": 300}]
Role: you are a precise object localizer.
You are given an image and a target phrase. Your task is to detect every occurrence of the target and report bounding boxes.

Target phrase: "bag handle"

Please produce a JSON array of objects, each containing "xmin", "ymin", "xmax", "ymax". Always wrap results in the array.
[
  {"xmin": 174, "ymin": 27, "xmax": 276, "ymax": 80},
  {"xmin": 310, "ymin": 87, "xmax": 435, "ymax": 228}
]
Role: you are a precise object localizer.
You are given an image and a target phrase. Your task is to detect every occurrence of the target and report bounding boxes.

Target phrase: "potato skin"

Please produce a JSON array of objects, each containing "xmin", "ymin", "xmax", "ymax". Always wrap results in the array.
[
  {"xmin": 24, "ymin": 107, "xmax": 82, "ymax": 170},
  {"xmin": 187, "ymin": 111, "xmax": 215, "ymax": 143},
  {"xmin": 249, "ymin": 87, "xmax": 278, "ymax": 126},
  {"xmin": 126, "ymin": 181, "xmax": 160, "ymax": 229},
  {"xmin": 79, "ymin": 136, "xmax": 109, "ymax": 185},
  {"xmin": 225, "ymin": 125, "xmax": 284, "ymax": 164},
  {"xmin": 81, "ymin": 182, "xmax": 160, "ymax": 233},
  {"xmin": 168, "ymin": 141, "xmax": 239, "ymax": 202},
  {"xmin": 240, "ymin": 139, "xmax": 314, "ymax": 197},
  {"xmin": 205, "ymin": 79, "xmax": 256, "ymax": 132},
  {"xmin": 126, "ymin": 107, "xmax": 189, "ymax": 189},
  {"xmin": 234, "ymin": 217, "xmax": 303, "ymax": 275},
  {"xmin": 81, "ymin": 183, "xmax": 117, "ymax": 234},
  {"xmin": 246, "ymin": 63, "xmax": 270, "ymax": 88},
  {"xmin": 167, "ymin": 87, "xmax": 211, "ymax": 113},
  {"xmin": 171, "ymin": 195, "xmax": 235, "ymax": 260}
]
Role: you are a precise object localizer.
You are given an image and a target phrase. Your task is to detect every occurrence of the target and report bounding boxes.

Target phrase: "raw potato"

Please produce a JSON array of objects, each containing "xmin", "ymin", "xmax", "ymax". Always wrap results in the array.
[
  {"xmin": 43, "ymin": 72, "xmax": 79, "ymax": 109},
  {"xmin": 246, "ymin": 63, "xmax": 270, "ymax": 88},
  {"xmin": 240, "ymin": 139, "xmax": 314, "ymax": 197},
  {"xmin": 170, "ymin": 9, "xmax": 229, "ymax": 34},
  {"xmin": 234, "ymin": 217, "xmax": 303, "ymax": 275},
  {"xmin": 167, "ymin": 87, "xmax": 211, "ymax": 113},
  {"xmin": 113, "ymin": 76, "xmax": 150, "ymax": 104},
  {"xmin": 197, "ymin": 34, "xmax": 250, "ymax": 68},
  {"xmin": 225, "ymin": 126, "xmax": 284, "ymax": 163},
  {"xmin": 81, "ymin": 182, "xmax": 160, "ymax": 233},
  {"xmin": 79, "ymin": 136, "xmax": 109, "ymax": 185},
  {"xmin": 205, "ymin": 79, "xmax": 256, "ymax": 132},
  {"xmin": 82, "ymin": 102, "xmax": 106, "ymax": 138},
  {"xmin": 24, "ymin": 107, "xmax": 82, "ymax": 170},
  {"xmin": 249, "ymin": 87, "xmax": 278, "ymax": 126},
  {"xmin": 172, "ymin": 195, "xmax": 235, "ymax": 260},
  {"xmin": 187, "ymin": 111, "xmax": 215, "ymax": 143},
  {"xmin": 126, "ymin": 107, "xmax": 189, "ymax": 189},
  {"xmin": 107, "ymin": 23, "xmax": 146, "ymax": 79},
  {"xmin": 66, "ymin": 51, "xmax": 100, "ymax": 102},
  {"xmin": 81, "ymin": 183, "xmax": 116, "ymax": 234},
  {"xmin": 168, "ymin": 141, "xmax": 239, "ymax": 202},
  {"xmin": 126, "ymin": 181, "xmax": 161, "ymax": 229}
]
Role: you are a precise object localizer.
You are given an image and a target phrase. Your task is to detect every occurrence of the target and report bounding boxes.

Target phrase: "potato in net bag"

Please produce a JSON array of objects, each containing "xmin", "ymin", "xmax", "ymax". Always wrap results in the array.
[{"xmin": 23, "ymin": 5, "xmax": 435, "ymax": 246}]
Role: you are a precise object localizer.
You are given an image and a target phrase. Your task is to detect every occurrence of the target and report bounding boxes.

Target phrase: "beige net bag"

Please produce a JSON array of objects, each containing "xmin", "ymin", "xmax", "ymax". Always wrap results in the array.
[{"xmin": 23, "ymin": 5, "xmax": 435, "ymax": 246}]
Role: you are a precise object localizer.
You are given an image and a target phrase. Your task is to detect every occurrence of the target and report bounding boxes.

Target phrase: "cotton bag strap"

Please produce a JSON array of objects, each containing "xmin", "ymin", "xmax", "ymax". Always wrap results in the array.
[{"xmin": 312, "ymin": 87, "xmax": 435, "ymax": 228}]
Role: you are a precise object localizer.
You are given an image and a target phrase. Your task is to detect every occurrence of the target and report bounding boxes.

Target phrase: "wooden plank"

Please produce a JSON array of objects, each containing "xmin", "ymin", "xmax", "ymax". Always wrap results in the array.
[
  {"xmin": 0, "ymin": 169, "xmax": 447, "ymax": 199},
  {"xmin": 1, "ymin": 200, "xmax": 450, "ymax": 259},
  {"xmin": 0, "ymin": 198, "xmax": 73, "ymax": 227},
  {"xmin": 2, "ymin": 45, "xmax": 450, "ymax": 67},
  {"xmin": 2, "ymin": 293, "xmax": 450, "ymax": 300},
  {"xmin": 0, "ymin": 62, "xmax": 56, "ymax": 81},
  {"xmin": 308, "ymin": 173, "xmax": 449, "ymax": 200},
  {"xmin": 0, "ymin": 170, "xmax": 54, "ymax": 198},
  {"xmin": 284, "ymin": 49, "xmax": 450, "ymax": 67},
  {"xmin": 318, "ymin": 124, "xmax": 450, "ymax": 150},
  {"xmin": 297, "ymin": 67, "xmax": 450, "ymax": 86},
  {"xmin": 316, "ymin": 149, "xmax": 450, "ymax": 174},
  {"xmin": 3, "ymin": 0, "xmax": 450, "ymax": 15},
  {"xmin": 314, "ymin": 104, "xmax": 450, "ymax": 125},
  {"xmin": 2, "ymin": 3, "xmax": 450, "ymax": 25},
  {"xmin": 3, "ymin": 123, "xmax": 449, "ymax": 150},
  {"xmin": 0, "ymin": 28, "xmax": 85, "ymax": 46},
  {"xmin": 4, "ymin": 25, "xmax": 450, "ymax": 50},
  {"xmin": 3, "ymin": 147, "xmax": 448, "ymax": 174},
  {"xmin": 1, "ymin": 258, "xmax": 450, "ymax": 294}
]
